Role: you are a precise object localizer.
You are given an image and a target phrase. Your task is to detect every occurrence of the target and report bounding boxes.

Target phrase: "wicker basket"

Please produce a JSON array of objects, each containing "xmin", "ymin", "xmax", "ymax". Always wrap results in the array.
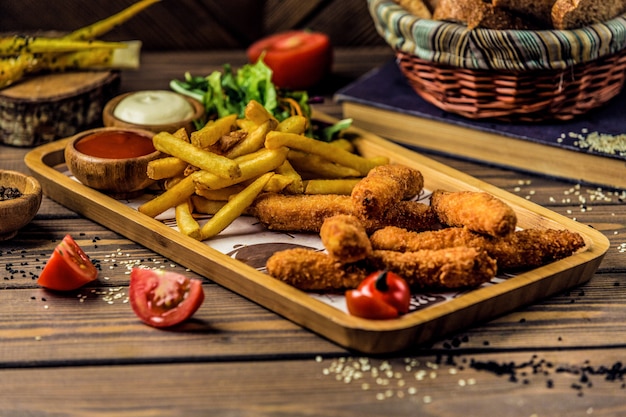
[{"xmin": 369, "ymin": 0, "xmax": 626, "ymax": 122}]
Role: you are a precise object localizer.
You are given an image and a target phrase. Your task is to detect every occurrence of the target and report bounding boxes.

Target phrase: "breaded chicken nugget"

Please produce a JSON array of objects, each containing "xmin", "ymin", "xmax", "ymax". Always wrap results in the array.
[
  {"xmin": 351, "ymin": 164, "xmax": 424, "ymax": 219},
  {"xmin": 485, "ymin": 228, "xmax": 586, "ymax": 271},
  {"xmin": 265, "ymin": 248, "xmax": 367, "ymax": 291},
  {"xmin": 382, "ymin": 201, "xmax": 440, "ymax": 232},
  {"xmin": 369, "ymin": 226, "xmax": 586, "ymax": 271},
  {"xmin": 320, "ymin": 214, "xmax": 372, "ymax": 263},
  {"xmin": 252, "ymin": 193, "xmax": 439, "ymax": 233},
  {"xmin": 430, "ymin": 189, "xmax": 517, "ymax": 237},
  {"xmin": 253, "ymin": 193, "xmax": 353, "ymax": 233},
  {"xmin": 366, "ymin": 248, "xmax": 497, "ymax": 289}
]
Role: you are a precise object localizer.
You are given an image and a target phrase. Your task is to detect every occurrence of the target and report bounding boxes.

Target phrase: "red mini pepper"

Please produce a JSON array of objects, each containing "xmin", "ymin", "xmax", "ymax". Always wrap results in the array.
[{"xmin": 345, "ymin": 270, "xmax": 411, "ymax": 320}]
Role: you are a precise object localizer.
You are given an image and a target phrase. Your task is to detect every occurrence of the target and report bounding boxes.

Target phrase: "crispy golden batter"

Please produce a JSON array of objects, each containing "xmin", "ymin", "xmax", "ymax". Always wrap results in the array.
[
  {"xmin": 383, "ymin": 201, "xmax": 440, "ymax": 232},
  {"xmin": 252, "ymin": 193, "xmax": 438, "ymax": 233},
  {"xmin": 351, "ymin": 164, "xmax": 424, "ymax": 219},
  {"xmin": 484, "ymin": 228, "xmax": 586, "ymax": 270},
  {"xmin": 265, "ymin": 246, "xmax": 495, "ymax": 291},
  {"xmin": 320, "ymin": 214, "xmax": 372, "ymax": 263},
  {"xmin": 369, "ymin": 226, "xmax": 586, "ymax": 271},
  {"xmin": 252, "ymin": 193, "xmax": 352, "ymax": 232},
  {"xmin": 366, "ymin": 248, "xmax": 497, "ymax": 289},
  {"xmin": 430, "ymin": 189, "xmax": 517, "ymax": 237},
  {"xmin": 265, "ymin": 248, "xmax": 367, "ymax": 291}
]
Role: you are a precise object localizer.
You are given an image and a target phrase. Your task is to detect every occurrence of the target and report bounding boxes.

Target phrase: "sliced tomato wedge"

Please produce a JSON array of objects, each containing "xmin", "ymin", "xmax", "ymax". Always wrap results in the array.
[
  {"xmin": 37, "ymin": 234, "xmax": 98, "ymax": 291},
  {"xmin": 247, "ymin": 30, "xmax": 332, "ymax": 90},
  {"xmin": 129, "ymin": 268, "xmax": 205, "ymax": 328}
]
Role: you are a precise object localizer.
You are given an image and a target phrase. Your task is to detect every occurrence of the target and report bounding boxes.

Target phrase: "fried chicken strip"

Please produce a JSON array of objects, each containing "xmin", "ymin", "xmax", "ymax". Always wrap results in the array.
[
  {"xmin": 320, "ymin": 214, "xmax": 372, "ymax": 263},
  {"xmin": 366, "ymin": 248, "xmax": 497, "ymax": 289},
  {"xmin": 252, "ymin": 193, "xmax": 438, "ymax": 233},
  {"xmin": 265, "ymin": 246, "xmax": 496, "ymax": 291},
  {"xmin": 430, "ymin": 189, "xmax": 517, "ymax": 237},
  {"xmin": 351, "ymin": 164, "xmax": 424, "ymax": 219},
  {"xmin": 369, "ymin": 226, "xmax": 586, "ymax": 271},
  {"xmin": 265, "ymin": 248, "xmax": 367, "ymax": 291}
]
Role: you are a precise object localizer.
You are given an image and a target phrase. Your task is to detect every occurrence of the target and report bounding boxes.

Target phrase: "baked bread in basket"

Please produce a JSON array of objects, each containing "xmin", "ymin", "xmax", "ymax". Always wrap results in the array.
[{"xmin": 368, "ymin": 0, "xmax": 626, "ymax": 121}]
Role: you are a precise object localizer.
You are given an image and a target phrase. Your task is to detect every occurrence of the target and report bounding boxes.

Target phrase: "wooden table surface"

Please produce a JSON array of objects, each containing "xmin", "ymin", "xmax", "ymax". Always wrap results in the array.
[{"xmin": 1, "ymin": 48, "xmax": 626, "ymax": 417}]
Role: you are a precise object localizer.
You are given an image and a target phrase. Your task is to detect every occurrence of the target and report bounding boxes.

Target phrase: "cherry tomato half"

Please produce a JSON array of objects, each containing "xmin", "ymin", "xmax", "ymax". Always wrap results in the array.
[
  {"xmin": 37, "ymin": 234, "xmax": 98, "ymax": 291},
  {"xmin": 247, "ymin": 30, "xmax": 332, "ymax": 90},
  {"xmin": 129, "ymin": 268, "xmax": 205, "ymax": 328}
]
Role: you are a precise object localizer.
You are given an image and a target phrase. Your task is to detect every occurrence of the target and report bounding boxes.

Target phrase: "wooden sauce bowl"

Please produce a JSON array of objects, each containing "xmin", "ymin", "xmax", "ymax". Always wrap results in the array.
[
  {"xmin": 103, "ymin": 90, "xmax": 205, "ymax": 134},
  {"xmin": 0, "ymin": 170, "xmax": 42, "ymax": 240},
  {"xmin": 64, "ymin": 127, "xmax": 162, "ymax": 199}
]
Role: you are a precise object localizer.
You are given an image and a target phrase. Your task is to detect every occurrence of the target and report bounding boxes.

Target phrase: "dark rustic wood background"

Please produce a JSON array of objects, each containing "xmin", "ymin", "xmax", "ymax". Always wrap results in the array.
[{"xmin": 0, "ymin": 0, "xmax": 387, "ymax": 50}]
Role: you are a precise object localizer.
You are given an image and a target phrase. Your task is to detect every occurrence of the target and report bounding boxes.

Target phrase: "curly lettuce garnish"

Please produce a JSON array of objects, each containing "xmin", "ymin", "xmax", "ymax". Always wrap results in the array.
[{"xmin": 170, "ymin": 59, "xmax": 350, "ymax": 142}]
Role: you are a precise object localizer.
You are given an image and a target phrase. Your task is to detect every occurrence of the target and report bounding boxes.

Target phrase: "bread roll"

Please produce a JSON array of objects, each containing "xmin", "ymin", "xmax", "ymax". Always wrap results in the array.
[
  {"xmin": 433, "ymin": 0, "xmax": 533, "ymax": 30},
  {"xmin": 393, "ymin": 0, "xmax": 432, "ymax": 19},
  {"xmin": 551, "ymin": 0, "xmax": 626, "ymax": 29},
  {"xmin": 492, "ymin": 0, "xmax": 556, "ymax": 27}
]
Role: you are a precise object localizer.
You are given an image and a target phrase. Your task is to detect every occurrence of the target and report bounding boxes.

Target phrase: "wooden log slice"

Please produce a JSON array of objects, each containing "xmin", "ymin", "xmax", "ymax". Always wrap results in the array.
[{"xmin": 0, "ymin": 71, "xmax": 120, "ymax": 147}]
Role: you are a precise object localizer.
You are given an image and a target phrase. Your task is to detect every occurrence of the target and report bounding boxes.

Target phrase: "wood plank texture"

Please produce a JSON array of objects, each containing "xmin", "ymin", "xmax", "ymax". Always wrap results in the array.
[
  {"xmin": 0, "ymin": 0, "xmax": 387, "ymax": 50},
  {"xmin": 1, "ymin": 48, "xmax": 626, "ymax": 416},
  {"xmin": 2, "ymin": 349, "xmax": 625, "ymax": 416}
]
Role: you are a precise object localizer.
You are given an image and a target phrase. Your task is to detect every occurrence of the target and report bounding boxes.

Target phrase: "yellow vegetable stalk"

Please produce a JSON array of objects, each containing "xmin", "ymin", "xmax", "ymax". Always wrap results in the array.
[
  {"xmin": 0, "ymin": 41, "xmax": 141, "ymax": 89},
  {"xmin": 64, "ymin": 0, "xmax": 161, "ymax": 41},
  {"xmin": 0, "ymin": 37, "xmax": 126, "ymax": 56},
  {"xmin": 0, "ymin": 0, "xmax": 158, "ymax": 88}
]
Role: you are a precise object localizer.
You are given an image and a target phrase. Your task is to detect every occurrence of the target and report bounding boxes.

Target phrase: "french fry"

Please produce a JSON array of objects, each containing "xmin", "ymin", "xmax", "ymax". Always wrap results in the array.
[
  {"xmin": 147, "ymin": 157, "xmax": 188, "ymax": 180},
  {"xmin": 330, "ymin": 138, "xmax": 355, "ymax": 153},
  {"xmin": 172, "ymin": 127, "xmax": 191, "ymax": 142},
  {"xmin": 163, "ymin": 175, "xmax": 184, "ymax": 190},
  {"xmin": 153, "ymin": 131, "xmax": 241, "ymax": 179},
  {"xmin": 191, "ymin": 196, "xmax": 228, "ymax": 215},
  {"xmin": 195, "ymin": 147, "xmax": 288, "ymax": 190},
  {"xmin": 200, "ymin": 172, "xmax": 274, "ymax": 239},
  {"xmin": 225, "ymin": 119, "xmax": 276, "ymax": 159},
  {"xmin": 304, "ymin": 178, "xmax": 361, "ymax": 195},
  {"xmin": 138, "ymin": 172, "xmax": 200, "ymax": 218},
  {"xmin": 175, "ymin": 199, "xmax": 201, "ymax": 240},
  {"xmin": 190, "ymin": 114, "xmax": 237, "ymax": 148},
  {"xmin": 244, "ymin": 100, "xmax": 276, "ymax": 125},
  {"xmin": 276, "ymin": 115, "xmax": 308, "ymax": 134},
  {"xmin": 264, "ymin": 174, "xmax": 295, "ymax": 193},
  {"xmin": 265, "ymin": 131, "xmax": 388, "ymax": 175},
  {"xmin": 288, "ymin": 150, "xmax": 361, "ymax": 179},
  {"xmin": 275, "ymin": 160, "xmax": 304, "ymax": 194},
  {"xmin": 195, "ymin": 184, "xmax": 246, "ymax": 201}
]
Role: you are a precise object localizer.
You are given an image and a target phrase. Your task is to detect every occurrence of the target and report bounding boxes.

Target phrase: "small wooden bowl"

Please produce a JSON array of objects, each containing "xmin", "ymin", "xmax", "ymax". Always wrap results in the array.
[
  {"xmin": 64, "ymin": 127, "xmax": 162, "ymax": 199},
  {"xmin": 103, "ymin": 91, "xmax": 205, "ymax": 134},
  {"xmin": 0, "ymin": 170, "xmax": 42, "ymax": 240}
]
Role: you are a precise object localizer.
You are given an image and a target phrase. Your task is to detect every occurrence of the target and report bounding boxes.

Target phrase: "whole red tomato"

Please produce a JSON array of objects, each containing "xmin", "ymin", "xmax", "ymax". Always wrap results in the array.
[
  {"xmin": 345, "ymin": 270, "xmax": 411, "ymax": 320},
  {"xmin": 37, "ymin": 234, "xmax": 98, "ymax": 291},
  {"xmin": 247, "ymin": 30, "xmax": 332, "ymax": 90},
  {"xmin": 129, "ymin": 268, "xmax": 205, "ymax": 328}
]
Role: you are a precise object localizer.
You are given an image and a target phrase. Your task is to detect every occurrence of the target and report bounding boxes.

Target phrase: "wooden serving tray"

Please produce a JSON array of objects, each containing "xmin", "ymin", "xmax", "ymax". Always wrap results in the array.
[{"xmin": 24, "ymin": 115, "xmax": 610, "ymax": 354}]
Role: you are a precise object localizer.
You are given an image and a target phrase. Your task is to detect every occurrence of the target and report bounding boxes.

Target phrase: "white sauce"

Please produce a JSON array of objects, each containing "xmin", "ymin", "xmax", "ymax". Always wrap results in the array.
[{"xmin": 113, "ymin": 90, "xmax": 195, "ymax": 125}]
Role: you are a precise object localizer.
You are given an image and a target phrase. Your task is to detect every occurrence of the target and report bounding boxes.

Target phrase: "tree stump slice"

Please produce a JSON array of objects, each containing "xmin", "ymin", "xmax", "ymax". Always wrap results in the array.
[{"xmin": 0, "ymin": 71, "xmax": 120, "ymax": 147}]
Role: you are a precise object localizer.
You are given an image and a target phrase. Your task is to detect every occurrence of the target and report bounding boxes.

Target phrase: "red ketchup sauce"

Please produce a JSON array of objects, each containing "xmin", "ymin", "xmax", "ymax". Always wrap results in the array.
[{"xmin": 75, "ymin": 130, "xmax": 155, "ymax": 159}]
